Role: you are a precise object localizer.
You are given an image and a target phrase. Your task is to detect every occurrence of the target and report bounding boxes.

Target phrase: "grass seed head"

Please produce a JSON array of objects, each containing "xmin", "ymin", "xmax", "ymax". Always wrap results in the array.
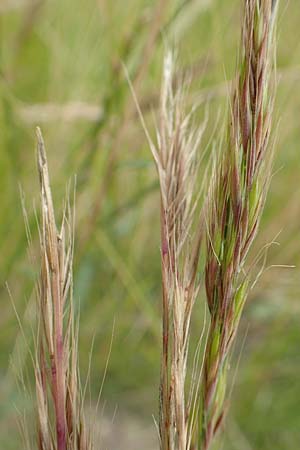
[{"xmin": 200, "ymin": 1, "xmax": 277, "ymax": 448}]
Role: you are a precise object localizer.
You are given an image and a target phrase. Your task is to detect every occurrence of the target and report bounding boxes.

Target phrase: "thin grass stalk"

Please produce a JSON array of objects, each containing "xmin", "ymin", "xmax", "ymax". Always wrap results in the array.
[
  {"xmin": 200, "ymin": 1, "xmax": 278, "ymax": 448},
  {"xmin": 34, "ymin": 128, "xmax": 92, "ymax": 450}
]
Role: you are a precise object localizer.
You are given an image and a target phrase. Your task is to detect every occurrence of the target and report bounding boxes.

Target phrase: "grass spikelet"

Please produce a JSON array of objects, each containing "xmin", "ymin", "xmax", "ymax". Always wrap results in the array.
[
  {"xmin": 200, "ymin": 1, "xmax": 278, "ymax": 448},
  {"xmin": 34, "ymin": 127, "xmax": 92, "ymax": 450}
]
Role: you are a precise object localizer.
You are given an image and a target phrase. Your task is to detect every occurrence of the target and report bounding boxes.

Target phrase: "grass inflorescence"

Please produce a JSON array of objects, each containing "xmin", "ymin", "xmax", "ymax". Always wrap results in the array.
[
  {"xmin": 33, "ymin": 128, "xmax": 92, "ymax": 450},
  {"xmin": 145, "ymin": 52, "xmax": 206, "ymax": 450},
  {"xmin": 200, "ymin": 1, "xmax": 277, "ymax": 448}
]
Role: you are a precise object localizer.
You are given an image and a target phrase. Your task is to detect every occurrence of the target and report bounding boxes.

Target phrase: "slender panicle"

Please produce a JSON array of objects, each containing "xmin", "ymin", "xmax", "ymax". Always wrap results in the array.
[
  {"xmin": 142, "ymin": 52, "xmax": 206, "ymax": 450},
  {"xmin": 200, "ymin": 1, "xmax": 277, "ymax": 448},
  {"xmin": 34, "ymin": 128, "xmax": 92, "ymax": 450}
]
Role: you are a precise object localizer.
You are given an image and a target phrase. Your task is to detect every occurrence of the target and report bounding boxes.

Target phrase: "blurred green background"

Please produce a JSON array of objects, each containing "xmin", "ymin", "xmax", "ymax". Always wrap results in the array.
[{"xmin": 0, "ymin": 0, "xmax": 300, "ymax": 449}]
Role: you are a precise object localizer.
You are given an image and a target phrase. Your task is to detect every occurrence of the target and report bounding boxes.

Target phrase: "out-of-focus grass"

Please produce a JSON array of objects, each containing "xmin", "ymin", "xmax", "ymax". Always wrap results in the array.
[{"xmin": 0, "ymin": 1, "xmax": 300, "ymax": 449}]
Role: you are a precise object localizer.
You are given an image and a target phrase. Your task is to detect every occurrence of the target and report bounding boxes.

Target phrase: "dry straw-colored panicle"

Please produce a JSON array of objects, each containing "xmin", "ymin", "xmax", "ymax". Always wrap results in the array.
[
  {"xmin": 142, "ymin": 52, "xmax": 205, "ymax": 450},
  {"xmin": 200, "ymin": 1, "xmax": 278, "ymax": 449},
  {"xmin": 34, "ymin": 128, "xmax": 92, "ymax": 450}
]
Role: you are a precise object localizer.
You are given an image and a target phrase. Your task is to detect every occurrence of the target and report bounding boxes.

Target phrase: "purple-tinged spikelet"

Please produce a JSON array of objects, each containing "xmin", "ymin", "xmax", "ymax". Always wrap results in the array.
[{"xmin": 200, "ymin": 1, "xmax": 277, "ymax": 448}]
